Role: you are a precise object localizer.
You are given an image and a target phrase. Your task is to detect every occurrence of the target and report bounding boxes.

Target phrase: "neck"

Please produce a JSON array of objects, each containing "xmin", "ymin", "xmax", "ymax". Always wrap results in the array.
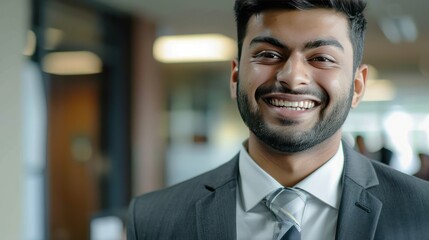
[{"xmin": 248, "ymin": 131, "xmax": 342, "ymax": 187}]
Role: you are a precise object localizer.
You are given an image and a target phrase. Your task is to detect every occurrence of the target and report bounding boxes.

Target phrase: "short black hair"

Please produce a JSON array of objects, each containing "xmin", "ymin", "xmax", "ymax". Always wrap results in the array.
[{"xmin": 234, "ymin": 0, "xmax": 367, "ymax": 71}]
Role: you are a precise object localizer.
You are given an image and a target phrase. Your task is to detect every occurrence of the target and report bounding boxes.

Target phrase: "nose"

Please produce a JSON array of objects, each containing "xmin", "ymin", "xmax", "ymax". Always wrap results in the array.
[{"xmin": 276, "ymin": 55, "xmax": 310, "ymax": 89}]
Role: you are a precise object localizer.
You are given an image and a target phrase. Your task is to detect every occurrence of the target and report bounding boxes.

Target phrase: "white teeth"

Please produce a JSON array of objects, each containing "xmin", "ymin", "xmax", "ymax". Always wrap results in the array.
[{"xmin": 269, "ymin": 99, "xmax": 316, "ymax": 109}]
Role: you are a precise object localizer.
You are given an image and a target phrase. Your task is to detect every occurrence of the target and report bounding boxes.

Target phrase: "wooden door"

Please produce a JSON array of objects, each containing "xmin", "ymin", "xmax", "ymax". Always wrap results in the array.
[{"xmin": 48, "ymin": 75, "xmax": 101, "ymax": 240}]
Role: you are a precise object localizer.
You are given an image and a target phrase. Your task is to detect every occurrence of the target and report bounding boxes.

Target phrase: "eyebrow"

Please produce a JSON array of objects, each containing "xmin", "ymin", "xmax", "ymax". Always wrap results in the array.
[
  {"xmin": 249, "ymin": 36, "xmax": 344, "ymax": 52},
  {"xmin": 250, "ymin": 36, "xmax": 288, "ymax": 50},
  {"xmin": 304, "ymin": 39, "xmax": 344, "ymax": 51}
]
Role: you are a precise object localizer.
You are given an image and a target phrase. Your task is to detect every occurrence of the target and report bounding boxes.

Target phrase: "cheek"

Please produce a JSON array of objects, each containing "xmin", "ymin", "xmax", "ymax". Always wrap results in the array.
[
  {"xmin": 312, "ymin": 73, "xmax": 351, "ymax": 110},
  {"xmin": 315, "ymin": 71, "xmax": 351, "ymax": 102},
  {"xmin": 241, "ymin": 65, "xmax": 274, "ymax": 96}
]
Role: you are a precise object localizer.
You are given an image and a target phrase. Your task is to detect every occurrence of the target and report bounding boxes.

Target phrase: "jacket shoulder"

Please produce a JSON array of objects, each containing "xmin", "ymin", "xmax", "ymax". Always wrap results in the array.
[
  {"xmin": 127, "ymin": 156, "xmax": 239, "ymax": 239},
  {"xmin": 369, "ymin": 160, "xmax": 429, "ymax": 238},
  {"xmin": 371, "ymin": 160, "xmax": 429, "ymax": 197},
  {"xmin": 135, "ymin": 156, "xmax": 238, "ymax": 204}
]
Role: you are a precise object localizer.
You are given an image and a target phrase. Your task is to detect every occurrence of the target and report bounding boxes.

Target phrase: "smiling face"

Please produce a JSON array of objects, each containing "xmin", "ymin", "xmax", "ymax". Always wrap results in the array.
[{"xmin": 230, "ymin": 9, "xmax": 367, "ymax": 153}]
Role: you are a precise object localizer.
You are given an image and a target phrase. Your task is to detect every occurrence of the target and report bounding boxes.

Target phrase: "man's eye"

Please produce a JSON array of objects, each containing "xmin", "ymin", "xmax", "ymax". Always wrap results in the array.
[
  {"xmin": 309, "ymin": 56, "xmax": 334, "ymax": 62},
  {"xmin": 254, "ymin": 51, "xmax": 282, "ymax": 59}
]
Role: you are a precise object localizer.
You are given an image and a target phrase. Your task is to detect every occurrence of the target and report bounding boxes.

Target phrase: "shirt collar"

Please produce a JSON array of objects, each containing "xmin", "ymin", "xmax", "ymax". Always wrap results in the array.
[
  {"xmin": 238, "ymin": 143, "xmax": 282, "ymax": 212},
  {"xmin": 238, "ymin": 142, "xmax": 344, "ymax": 212},
  {"xmin": 295, "ymin": 143, "xmax": 344, "ymax": 209}
]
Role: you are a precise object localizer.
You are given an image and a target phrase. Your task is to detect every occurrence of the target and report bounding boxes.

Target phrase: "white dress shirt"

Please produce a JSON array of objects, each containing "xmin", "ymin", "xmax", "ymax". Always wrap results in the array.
[{"xmin": 236, "ymin": 142, "xmax": 344, "ymax": 240}]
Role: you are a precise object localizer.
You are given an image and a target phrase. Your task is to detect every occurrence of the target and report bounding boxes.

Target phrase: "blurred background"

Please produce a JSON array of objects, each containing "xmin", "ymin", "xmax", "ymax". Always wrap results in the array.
[{"xmin": 2, "ymin": 0, "xmax": 429, "ymax": 239}]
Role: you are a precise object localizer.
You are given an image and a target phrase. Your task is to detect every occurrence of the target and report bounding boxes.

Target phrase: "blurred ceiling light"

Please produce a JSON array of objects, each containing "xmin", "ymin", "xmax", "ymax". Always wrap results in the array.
[
  {"xmin": 42, "ymin": 51, "xmax": 102, "ymax": 75},
  {"xmin": 23, "ymin": 30, "xmax": 36, "ymax": 56},
  {"xmin": 379, "ymin": 16, "xmax": 418, "ymax": 43},
  {"xmin": 153, "ymin": 34, "xmax": 236, "ymax": 63},
  {"xmin": 363, "ymin": 79, "xmax": 396, "ymax": 102},
  {"xmin": 379, "ymin": 18, "xmax": 401, "ymax": 43},
  {"xmin": 397, "ymin": 16, "xmax": 418, "ymax": 42}
]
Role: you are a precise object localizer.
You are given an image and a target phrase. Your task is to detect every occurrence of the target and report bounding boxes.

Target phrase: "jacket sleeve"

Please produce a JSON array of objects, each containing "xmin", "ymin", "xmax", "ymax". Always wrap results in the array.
[{"xmin": 127, "ymin": 198, "xmax": 138, "ymax": 240}]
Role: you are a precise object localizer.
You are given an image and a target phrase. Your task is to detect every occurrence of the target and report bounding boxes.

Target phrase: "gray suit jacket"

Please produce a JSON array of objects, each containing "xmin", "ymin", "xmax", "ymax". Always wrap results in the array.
[{"xmin": 127, "ymin": 143, "xmax": 429, "ymax": 239}]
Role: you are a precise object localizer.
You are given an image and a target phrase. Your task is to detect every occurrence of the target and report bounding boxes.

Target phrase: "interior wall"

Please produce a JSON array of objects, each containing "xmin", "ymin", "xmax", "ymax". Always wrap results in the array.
[
  {"xmin": 131, "ymin": 17, "xmax": 166, "ymax": 195},
  {"xmin": 0, "ymin": 0, "xmax": 27, "ymax": 238}
]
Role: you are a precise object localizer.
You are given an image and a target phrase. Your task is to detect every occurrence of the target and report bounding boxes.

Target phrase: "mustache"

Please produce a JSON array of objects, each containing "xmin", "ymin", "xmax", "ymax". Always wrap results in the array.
[{"xmin": 255, "ymin": 84, "xmax": 328, "ymax": 102}]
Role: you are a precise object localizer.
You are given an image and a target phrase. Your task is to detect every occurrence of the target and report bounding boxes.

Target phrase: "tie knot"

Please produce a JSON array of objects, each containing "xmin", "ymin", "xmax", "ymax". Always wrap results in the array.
[{"xmin": 264, "ymin": 188, "xmax": 307, "ymax": 231}]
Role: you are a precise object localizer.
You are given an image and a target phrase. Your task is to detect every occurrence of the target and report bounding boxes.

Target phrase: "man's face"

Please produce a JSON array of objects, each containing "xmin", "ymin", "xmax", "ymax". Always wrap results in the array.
[{"xmin": 230, "ymin": 9, "xmax": 367, "ymax": 153}]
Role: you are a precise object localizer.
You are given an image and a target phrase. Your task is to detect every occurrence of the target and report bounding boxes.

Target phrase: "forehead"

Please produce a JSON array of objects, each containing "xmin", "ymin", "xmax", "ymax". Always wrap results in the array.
[{"xmin": 245, "ymin": 9, "xmax": 351, "ymax": 49}]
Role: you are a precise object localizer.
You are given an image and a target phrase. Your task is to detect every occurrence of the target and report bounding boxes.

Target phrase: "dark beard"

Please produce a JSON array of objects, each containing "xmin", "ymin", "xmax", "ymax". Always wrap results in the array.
[{"xmin": 236, "ymin": 79, "xmax": 353, "ymax": 153}]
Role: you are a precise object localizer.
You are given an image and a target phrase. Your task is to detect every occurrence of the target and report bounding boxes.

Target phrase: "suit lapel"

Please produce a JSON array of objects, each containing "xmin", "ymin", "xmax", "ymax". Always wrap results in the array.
[
  {"xmin": 192, "ymin": 144, "xmax": 384, "ymax": 240},
  {"xmin": 195, "ymin": 157, "xmax": 238, "ymax": 240},
  {"xmin": 336, "ymin": 142, "xmax": 382, "ymax": 240}
]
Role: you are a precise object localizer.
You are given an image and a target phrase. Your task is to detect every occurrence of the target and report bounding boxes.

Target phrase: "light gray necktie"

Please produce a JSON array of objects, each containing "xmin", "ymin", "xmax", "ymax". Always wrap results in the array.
[{"xmin": 264, "ymin": 188, "xmax": 307, "ymax": 240}]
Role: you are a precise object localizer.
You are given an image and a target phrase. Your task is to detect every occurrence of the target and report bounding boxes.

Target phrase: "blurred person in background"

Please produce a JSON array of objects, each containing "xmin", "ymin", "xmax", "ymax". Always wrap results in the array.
[
  {"xmin": 127, "ymin": 0, "xmax": 429, "ymax": 239},
  {"xmin": 414, "ymin": 153, "xmax": 429, "ymax": 181},
  {"xmin": 355, "ymin": 135, "xmax": 368, "ymax": 156},
  {"xmin": 355, "ymin": 135, "xmax": 393, "ymax": 166}
]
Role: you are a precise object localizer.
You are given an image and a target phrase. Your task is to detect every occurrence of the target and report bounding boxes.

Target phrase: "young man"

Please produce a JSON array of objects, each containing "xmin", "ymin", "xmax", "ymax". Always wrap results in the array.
[{"xmin": 128, "ymin": 0, "xmax": 429, "ymax": 239}]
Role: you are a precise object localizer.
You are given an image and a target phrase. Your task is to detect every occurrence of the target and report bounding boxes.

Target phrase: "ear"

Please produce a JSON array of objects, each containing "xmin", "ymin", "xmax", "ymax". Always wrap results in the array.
[
  {"xmin": 230, "ymin": 58, "xmax": 239, "ymax": 99},
  {"xmin": 351, "ymin": 64, "xmax": 368, "ymax": 108}
]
